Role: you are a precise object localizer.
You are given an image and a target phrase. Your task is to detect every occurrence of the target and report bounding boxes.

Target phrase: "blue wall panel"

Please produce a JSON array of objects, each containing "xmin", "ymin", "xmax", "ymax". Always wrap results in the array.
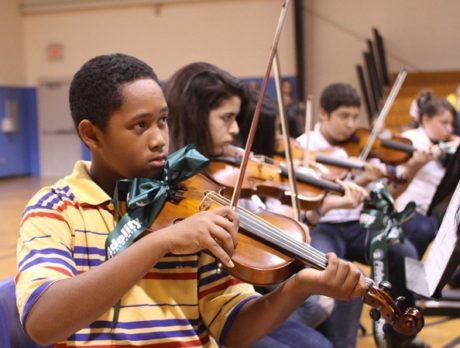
[
  {"xmin": 240, "ymin": 76, "xmax": 298, "ymax": 100},
  {"xmin": 0, "ymin": 86, "xmax": 38, "ymax": 177}
]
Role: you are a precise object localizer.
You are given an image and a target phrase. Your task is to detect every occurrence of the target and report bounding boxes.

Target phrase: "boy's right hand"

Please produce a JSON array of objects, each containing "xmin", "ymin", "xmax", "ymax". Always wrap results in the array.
[{"xmin": 155, "ymin": 206, "xmax": 239, "ymax": 268}]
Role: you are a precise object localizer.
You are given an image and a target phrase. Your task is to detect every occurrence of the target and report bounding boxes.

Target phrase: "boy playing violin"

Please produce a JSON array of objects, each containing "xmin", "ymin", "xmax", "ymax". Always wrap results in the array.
[
  {"xmin": 297, "ymin": 83, "xmax": 429, "ymax": 348},
  {"xmin": 16, "ymin": 54, "xmax": 367, "ymax": 347}
]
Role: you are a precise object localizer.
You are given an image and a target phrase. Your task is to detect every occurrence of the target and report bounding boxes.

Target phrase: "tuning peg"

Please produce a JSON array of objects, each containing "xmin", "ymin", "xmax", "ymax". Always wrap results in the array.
[
  {"xmin": 383, "ymin": 323, "xmax": 393, "ymax": 334},
  {"xmin": 370, "ymin": 308, "xmax": 381, "ymax": 321},
  {"xmin": 395, "ymin": 296, "xmax": 406, "ymax": 309},
  {"xmin": 378, "ymin": 281, "xmax": 392, "ymax": 293}
]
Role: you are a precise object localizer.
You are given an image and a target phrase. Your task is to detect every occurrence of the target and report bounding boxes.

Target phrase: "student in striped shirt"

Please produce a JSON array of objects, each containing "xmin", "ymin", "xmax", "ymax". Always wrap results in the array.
[{"xmin": 16, "ymin": 53, "xmax": 367, "ymax": 347}]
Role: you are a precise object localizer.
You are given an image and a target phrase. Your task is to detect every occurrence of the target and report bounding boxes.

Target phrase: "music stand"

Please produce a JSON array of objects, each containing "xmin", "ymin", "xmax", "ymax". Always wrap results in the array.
[
  {"xmin": 429, "ymin": 145, "xmax": 460, "ymax": 219},
  {"xmin": 405, "ymin": 144, "xmax": 460, "ymax": 319},
  {"xmin": 405, "ymin": 183, "xmax": 460, "ymax": 300},
  {"xmin": 406, "ymin": 146, "xmax": 460, "ymax": 300}
]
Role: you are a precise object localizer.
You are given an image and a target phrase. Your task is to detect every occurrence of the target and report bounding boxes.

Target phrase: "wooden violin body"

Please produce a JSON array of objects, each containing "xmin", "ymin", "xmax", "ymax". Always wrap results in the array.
[
  {"xmin": 339, "ymin": 128, "xmax": 415, "ymax": 164},
  {"xmin": 149, "ymin": 173, "xmax": 310, "ymax": 285},
  {"xmin": 205, "ymin": 155, "xmax": 345, "ymax": 210},
  {"xmin": 206, "ymin": 156, "xmax": 325, "ymax": 210},
  {"xmin": 274, "ymin": 136, "xmax": 411, "ymax": 183}
]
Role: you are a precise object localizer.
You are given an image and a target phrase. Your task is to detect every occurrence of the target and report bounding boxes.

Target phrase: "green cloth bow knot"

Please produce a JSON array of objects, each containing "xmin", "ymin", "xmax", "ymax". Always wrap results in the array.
[
  {"xmin": 105, "ymin": 144, "xmax": 210, "ymax": 259},
  {"xmin": 360, "ymin": 180, "xmax": 416, "ymax": 242}
]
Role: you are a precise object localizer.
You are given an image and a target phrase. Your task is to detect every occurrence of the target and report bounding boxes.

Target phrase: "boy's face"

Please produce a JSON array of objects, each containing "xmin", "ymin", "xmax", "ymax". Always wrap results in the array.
[
  {"xmin": 208, "ymin": 95, "xmax": 241, "ymax": 156},
  {"xmin": 319, "ymin": 105, "xmax": 360, "ymax": 143},
  {"xmin": 97, "ymin": 78, "xmax": 169, "ymax": 179}
]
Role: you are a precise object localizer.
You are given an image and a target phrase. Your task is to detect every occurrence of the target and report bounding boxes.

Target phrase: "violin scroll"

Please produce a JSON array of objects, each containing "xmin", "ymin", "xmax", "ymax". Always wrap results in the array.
[{"xmin": 363, "ymin": 279, "xmax": 424, "ymax": 337}]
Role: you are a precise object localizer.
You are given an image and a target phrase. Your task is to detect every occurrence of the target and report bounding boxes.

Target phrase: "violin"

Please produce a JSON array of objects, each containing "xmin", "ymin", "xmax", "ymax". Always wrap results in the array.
[
  {"xmin": 337, "ymin": 128, "xmax": 416, "ymax": 165},
  {"xmin": 275, "ymin": 136, "xmax": 410, "ymax": 184},
  {"xmin": 276, "ymin": 131, "xmax": 412, "ymax": 167},
  {"xmin": 144, "ymin": 173, "xmax": 424, "ymax": 337},
  {"xmin": 204, "ymin": 153, "xmax": 345, "ymax": 210},
  {"xmin": 340, "ymin": 127, "xmax": 460, "ymax": 166}
]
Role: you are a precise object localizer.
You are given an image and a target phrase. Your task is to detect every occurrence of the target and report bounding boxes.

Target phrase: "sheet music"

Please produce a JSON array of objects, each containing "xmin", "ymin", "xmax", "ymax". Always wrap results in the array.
[{"xmin": 424, "ymin": 179, "xmax": 460, "ymax": 295}]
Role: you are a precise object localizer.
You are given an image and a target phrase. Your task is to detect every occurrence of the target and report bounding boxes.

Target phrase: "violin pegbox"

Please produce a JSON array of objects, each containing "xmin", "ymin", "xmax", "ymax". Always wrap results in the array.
[{"xmin": 363, "ymin": 278, "xmax": 424, "ymax": 337}]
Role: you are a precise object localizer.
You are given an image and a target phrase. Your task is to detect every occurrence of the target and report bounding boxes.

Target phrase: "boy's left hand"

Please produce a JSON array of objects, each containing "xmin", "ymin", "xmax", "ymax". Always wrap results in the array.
[
  {"xmin": 294, "ymin": 253, "xmax": 367, "ymax": 300},
  {"xmin": 154, "ymin": 206, "xmax": 239, "ymax": 268}
]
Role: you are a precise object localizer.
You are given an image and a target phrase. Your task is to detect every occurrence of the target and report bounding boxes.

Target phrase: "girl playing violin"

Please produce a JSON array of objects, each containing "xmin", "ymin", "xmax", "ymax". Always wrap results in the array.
[
  {"xmin": 16, "ymin": 54, "xmax": 367, "ymax": 348},
  {"xmin": 165, "ymin": 61, "xmax": 329, "ymax": 347},
  {"xmin": 296, "ymin": 83, "xmax": 427, "ymax": 348},
  {"xmin": 397, "ymin": 95, "xmax": 459, "ymax": 258}
]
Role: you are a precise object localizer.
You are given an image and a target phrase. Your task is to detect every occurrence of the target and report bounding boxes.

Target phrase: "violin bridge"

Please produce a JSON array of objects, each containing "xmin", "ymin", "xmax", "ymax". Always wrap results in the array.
[{"xmin": 199, "ymin": 192, "xmax": 214, "ymax": 211}]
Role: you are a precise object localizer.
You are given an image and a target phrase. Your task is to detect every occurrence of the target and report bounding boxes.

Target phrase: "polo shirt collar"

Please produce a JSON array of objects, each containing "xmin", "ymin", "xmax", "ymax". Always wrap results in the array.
[{"xmin": 64, "ymin": 160, "xmax": 112, "ymax": 206}]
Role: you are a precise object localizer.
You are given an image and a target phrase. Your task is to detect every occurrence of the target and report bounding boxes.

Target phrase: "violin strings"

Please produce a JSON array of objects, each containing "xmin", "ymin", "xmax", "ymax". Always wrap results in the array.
[
  {"xmin": 206, "ymin": 193, "xmax": 307, "ymax": 256},
  {"xmin": 209, "ymin": 192, "xmax": 323, "ymax": 261},
  {"xmin": 234, "ymin": 200, "xmax": 328, "ymax": 268},
  {"xmin": 242, "ymin": 215, "xmax": 328, "ymax": 269},
  {"xmin": 205, "ymin": 192, "xmax": 328, "ymax": 269}
]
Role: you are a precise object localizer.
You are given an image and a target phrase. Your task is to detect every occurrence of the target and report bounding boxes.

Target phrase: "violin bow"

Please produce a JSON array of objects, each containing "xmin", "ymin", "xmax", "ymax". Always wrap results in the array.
[
  {"xmin": 303, "ymin": 95, "xmax": 313, "ymax": 167},
  {"xmin": 230, "ymin": 0, "xmax": 291, "ymax": 208},
  {"xmin": 273, "ymin": 53, "xmax": 302, "ymax": 220},
  {"xmin": 359, "ymin": 68, "xmax": 407, "ymax": 162}
]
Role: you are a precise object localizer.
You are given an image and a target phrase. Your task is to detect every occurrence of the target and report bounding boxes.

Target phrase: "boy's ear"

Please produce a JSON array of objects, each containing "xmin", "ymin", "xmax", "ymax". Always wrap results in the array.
[
  {"xmin": 78, "ymin": 119, "xmax": 101, "ymax": 150},
  {"xmin": 319, "ymin": 107, "xmax": 328, "ymax": 122}
]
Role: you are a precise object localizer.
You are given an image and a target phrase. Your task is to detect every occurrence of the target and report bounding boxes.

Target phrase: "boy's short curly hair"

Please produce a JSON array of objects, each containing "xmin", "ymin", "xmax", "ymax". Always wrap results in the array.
[
  {"xmin": 69, "ymin": 53, "xmax": 159, "ymax": 132},
  {"xmin": 320, "ymin": 83, "xmax": 361, "ymax": 115}
]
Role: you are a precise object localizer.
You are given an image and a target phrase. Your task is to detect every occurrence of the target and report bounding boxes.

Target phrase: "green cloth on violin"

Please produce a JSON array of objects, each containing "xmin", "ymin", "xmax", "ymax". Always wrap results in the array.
[
  {"xmin": 105, "ymin": 144, "xmax": 210, "ymax": 259},
  {"xmin": 360, "ymin": 174, "xmax": 417, "ymax": 347},
  {"xmin": 360, "ymin": 181, "xmax": 415, "ymax": 241}
]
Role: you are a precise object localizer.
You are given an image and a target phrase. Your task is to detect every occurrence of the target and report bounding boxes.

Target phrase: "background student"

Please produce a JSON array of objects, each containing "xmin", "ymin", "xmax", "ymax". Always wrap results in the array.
[
  {"xmin": 397, "ymin": 95, "xmax": 459, "ymax": 258},
  {"xmin": 296, "ymin": 83, "xmax": 428, "ymax": 348}
]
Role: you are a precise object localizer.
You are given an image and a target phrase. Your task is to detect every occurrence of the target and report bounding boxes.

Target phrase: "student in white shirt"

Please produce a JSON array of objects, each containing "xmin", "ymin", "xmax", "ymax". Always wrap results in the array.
[{"xmin": 297, "ymin": 83, "xmax": 427, "ymax": 348}]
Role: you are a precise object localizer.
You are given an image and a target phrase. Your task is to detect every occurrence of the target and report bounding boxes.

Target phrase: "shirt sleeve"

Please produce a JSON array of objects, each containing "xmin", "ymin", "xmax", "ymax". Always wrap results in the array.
[
  {"xmin": 15, "ymin": 188, "xmax": 77, "ymax": 325},
  {"xmin": 197, "ymin": 253, "xmax": 261, "ymax": 345}
]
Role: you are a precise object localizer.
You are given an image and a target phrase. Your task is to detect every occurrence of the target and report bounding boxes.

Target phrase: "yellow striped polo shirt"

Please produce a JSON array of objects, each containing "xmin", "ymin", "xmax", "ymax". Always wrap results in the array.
[{"xmin": 16, "ymin": 161, "xmax": 259, "ymax": 347}]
